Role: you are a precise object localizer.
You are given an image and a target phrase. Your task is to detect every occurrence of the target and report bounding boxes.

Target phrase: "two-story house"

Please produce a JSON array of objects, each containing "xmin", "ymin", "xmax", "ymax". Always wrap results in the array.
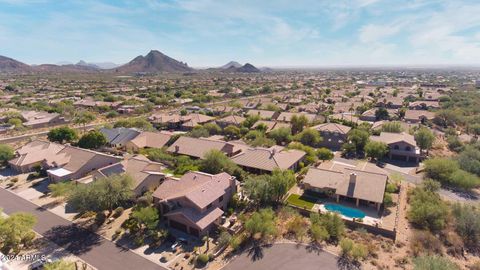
[
  {"xmin": 312, "ymin": 123, "xmax": 351, "ymax": 150},
  {"xmin": 152, "ymin": 171, "xmax": 238, "ymax": 237},
  {"xmin": 370, "ymin": 132, "xmax": 421, "ymax": 163}
]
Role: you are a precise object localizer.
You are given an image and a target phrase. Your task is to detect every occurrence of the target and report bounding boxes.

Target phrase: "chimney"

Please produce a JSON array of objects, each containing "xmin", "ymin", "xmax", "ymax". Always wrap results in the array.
[
  {"xmin": 349, "ymin": 173, "xmax": 357, "ymax": 184},
  {"xmin": 270, "ymin": 148, "xmax": 277, "ymax": 157},
  {"xmin": 175, "ymin": 145, "xmax": 180, "ymax": 152},
  {"xmin": 223, "ymin": 143, "xmax": 235, "ymax": 156}
]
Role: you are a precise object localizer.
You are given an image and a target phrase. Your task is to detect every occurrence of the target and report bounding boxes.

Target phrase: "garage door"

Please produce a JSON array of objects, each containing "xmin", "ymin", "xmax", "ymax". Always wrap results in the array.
[{"xmin": 169, "ymin": 220, "xmax": 188, "ymax": 233}]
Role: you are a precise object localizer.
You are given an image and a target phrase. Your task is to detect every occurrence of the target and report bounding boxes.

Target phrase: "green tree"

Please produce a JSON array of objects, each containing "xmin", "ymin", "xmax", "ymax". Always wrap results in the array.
[
  {"xmin": 48, "ymin": 181, "xmax": 76, "ymax": 198},
  {"xmin": 68, "ymin": 174, "xmax": 134, "ymax": 213},
  {"xmin": 223, "ymin": 125, "xmax": 241, "ymax": 140},
  {"xmin": 415, "ymin": 127, "xmax": 435, "ymax": 155},
  {"xmin": 375, "ymin": 107, "xmax": 389, "ymax": 120},
  {"xmin": 200, "ymin": 149, "xmax": 241, "ymax": 176},
  {"xmin": 407, "ymin": 186, "xmax": 449, "ymax": 231},
  {"xmin": 74, "ymin": 111, "xmax": 96, "ymax": 132},
  {"xmin": 241, "ymin": 115, "xmax": 260, "ymax": 128},
  {"xmin": 347, "ymin": 129, "xmax": 370, "ymax": 154},
  {"xmin": 268, "ymin": 127, "xmax": 292, "ymax": 145},
  {"xmin": 114, "ymin": 118, "xmax": 153, "ymax": 130},
  {"xmin": 244, "ymin": 169, "xmax": 295, "ymax": 206},
  {"xmin": 47, "ymin": 126, "xmax": 78, "ymax": 143},
  {"xmin": 451, "ymin": 203, "xmax": 480, "ymax": 252},
  {"xmin": 364, "ymin": 141, "xmax": 388, "ymax": 161},
  {"xmin": 131, "ymin": 206, "xmax": 159, "ymax": 231},
  {"xmin": 413, "ymin": 255, "xmax": 459, "ymax": 270},
  {"xmin": 295, "ymin": 128, "xmax": 322, "ymax": 147},
  {"xmin": 316, "ymin": 148, "xmax": 334, "ymax": 161},
  {"xmin": 457, "ymin": 146, "xmax": 480, "ymax": 176},
  {"xmin": 0, "ymin": 144, "xmax": 14, "ymax": 165},
  {"xmin": 245, "ymin": 208, "xmax": 277, "ymax": 241},
  {"xmin": 7, "ymin": 118, "xmax": 23, "ymax": 129},
  {"xmin": 291, "ymin": 114, "xmax": 309, "ymax": 134},
  {"xmin": 203, "ymin": 123, "xmax": 222, "ymax": 135},
  {"xmin": 381, "ymin": 121, "xmax": 403, "ymax": 133},
  {"xmin": 0, "ymin": 211, "xmax": 37, "ymax": 254},
  {"xmin": 188, "ymin": 125, "xmax": 209, "ymax": 138},
  {"xmin": 77, "ymin": 130, "xmax": 107, "ymax": 149},
  {"xmin": 423, "ymin": 158, "xmax": 459, "ymax": 184}
]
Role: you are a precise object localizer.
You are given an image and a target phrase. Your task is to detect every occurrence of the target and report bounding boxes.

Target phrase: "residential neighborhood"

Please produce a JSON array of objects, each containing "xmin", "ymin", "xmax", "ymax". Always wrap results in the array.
[{"xmin": 1, "ymin": 1, "xmax": 480, "ymax": 270}]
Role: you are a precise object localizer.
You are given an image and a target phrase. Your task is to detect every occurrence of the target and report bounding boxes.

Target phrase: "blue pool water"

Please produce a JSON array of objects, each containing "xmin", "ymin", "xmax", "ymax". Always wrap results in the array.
[{"xmin": 324, "ymin": 203, "xmax": 366, "ymax": 219}]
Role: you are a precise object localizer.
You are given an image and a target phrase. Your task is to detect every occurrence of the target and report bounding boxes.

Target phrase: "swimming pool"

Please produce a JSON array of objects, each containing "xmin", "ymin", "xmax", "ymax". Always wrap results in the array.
[{"xmin": 324, "ymin": 203, "xmax": 366, "ymax": 219}]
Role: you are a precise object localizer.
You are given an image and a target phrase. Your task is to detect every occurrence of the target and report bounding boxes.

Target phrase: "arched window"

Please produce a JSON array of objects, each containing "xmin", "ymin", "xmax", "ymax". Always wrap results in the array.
[
  {"xmin": 394, "ymin": 145, "xmax": 400, "ymax": 150},
  {"xmin": 406, "ymin": 146, "xmax": 411, "ymax": 151}
]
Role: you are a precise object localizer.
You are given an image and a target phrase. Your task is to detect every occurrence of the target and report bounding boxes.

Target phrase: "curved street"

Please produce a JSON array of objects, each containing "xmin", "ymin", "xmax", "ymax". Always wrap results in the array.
[{"xmin": 223, "ymin": 243, "xmax": 339, "ymax": 270}]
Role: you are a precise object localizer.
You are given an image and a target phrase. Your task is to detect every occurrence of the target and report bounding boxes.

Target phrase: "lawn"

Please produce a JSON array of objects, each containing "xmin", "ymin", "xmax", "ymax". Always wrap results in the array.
[{"xmin": 286, "ymin": 194, "xmax": 317, "ymax": 210}]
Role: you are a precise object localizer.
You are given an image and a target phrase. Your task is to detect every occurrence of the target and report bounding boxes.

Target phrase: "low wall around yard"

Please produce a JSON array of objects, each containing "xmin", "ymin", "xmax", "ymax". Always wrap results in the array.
[{"xmin": 287, "ymin": 204, "xmax": 397, "ymax": 241}]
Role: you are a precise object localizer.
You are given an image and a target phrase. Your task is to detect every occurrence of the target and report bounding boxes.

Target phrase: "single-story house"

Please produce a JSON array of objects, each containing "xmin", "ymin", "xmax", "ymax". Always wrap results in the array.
[
  {"xmin": 303, "ymin": 167, "xmax": 388, "ymax": 211},
  {"xmin": 125, "ymin": 131, "xmax": 174, "ymax": 152},
  {"xmin": 251, "ymin": 120, "xmax": 290, "ymax": 133},
  {"xmin": 153, "ymin": 171, "xmax": 238, "ymax": 237},
  {"xmin": 403, "ymin": 110, "xmax": 435, "ymax": 124},
  {"xmin": 231, "ymin": 145, "xmax": 306, "ymax": 173},
  {"xmin": 167, "ymin": 136, "xmax": 245, "ymax": 159},
  {"xmin": 86, "ymin": 155, "xmax": 166, "ymax": 196},
  {"xmin": 99, "ymin": 127, "xmax": 141, "ymax": 148},
  {"xmin": 245, "ymin": 109, "xmax": 277, "ymax": 120},
  {"xmin": 275, "ymin": 112, "xmax": 317, "ymax": 123},
  {"xmin": 9, "ymin": 140, "xmax": 121, "ymax": 181},
  {"xmin": 215, "ymin": 115, "xmax": 246, "ymax": 128}
]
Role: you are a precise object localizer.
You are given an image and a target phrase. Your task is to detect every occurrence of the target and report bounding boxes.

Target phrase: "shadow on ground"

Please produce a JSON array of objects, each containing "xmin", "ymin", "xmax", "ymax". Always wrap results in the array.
[{"xmin": 43, "ymin": 224, "xmax": 102, "ymax": 255}]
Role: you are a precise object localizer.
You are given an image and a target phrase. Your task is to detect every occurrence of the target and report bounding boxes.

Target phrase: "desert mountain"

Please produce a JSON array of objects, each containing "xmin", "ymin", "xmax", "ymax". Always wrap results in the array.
[
  {"xmin": 220, "ymin": 61, "xmax": 242, "ymax": 69},
  {"xmin": 0, "ymin": 55, "xmax": 31, "ymax": 72},
  {"xmin": 227, "ymin": 63, "xmax": 261, "ymax": 73},
  {"xmin": 114, "ymin": 50, "xmax": 193, "ymax": 73}
]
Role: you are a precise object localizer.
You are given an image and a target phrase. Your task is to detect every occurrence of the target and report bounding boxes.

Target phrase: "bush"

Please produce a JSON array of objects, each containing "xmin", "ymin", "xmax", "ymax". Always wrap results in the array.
[
  {"xmin": 407, "ymin": 187, "xmax": 449, "ymax": 231},
  {"xmin": 451, "ymin": 203, "xmax": 480, "ymax": 252},
  {"xmin": 383, "ymin": 193, "xmax": 394, "ymax": 207},
  {"xmin": 196, "ymin": 254, "xmax": 209, "ymax": 268},
  {"xmin": 410, "ymin": 230, "xmax": 443, "ymax": 256},
  {"xmin": 386, "ymin": 182, "xmax": 399, "ymax": 193},
  {"xmin": 113, "ymin": 207, "xmax": 124, "ymax": 218},
  {"xmin": 413, "ymin": 255, "xmax": 459, "ymax": 270},
  {"xmin": 311, "ymin": 224, "xmax": 329, "ymax": 244}
]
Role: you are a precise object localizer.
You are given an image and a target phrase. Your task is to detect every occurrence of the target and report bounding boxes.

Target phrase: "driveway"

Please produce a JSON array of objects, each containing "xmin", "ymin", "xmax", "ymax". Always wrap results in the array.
[
  {"xmin": 0, "ymin": 187, "xmax": 165, "ymax": 270},
  {"xmin": 224, "ymin": 243, "xmax": 339, "ymax": 270}
]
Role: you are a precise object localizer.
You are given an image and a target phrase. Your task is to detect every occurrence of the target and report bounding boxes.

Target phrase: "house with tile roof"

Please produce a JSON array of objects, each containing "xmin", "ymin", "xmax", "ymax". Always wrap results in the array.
[
  {"xmin": 86, "ymin": 155, "xmax": 166, "ymax": 196},
  {"xmin": 215, "ymin": 115, "xmax": 246, "ymax": 128},
  {"xmin": 149, "ymin": 113, "xmax": 215, "ymax": 130},
  {"xmin": 99, "ymin": 127, "xmax": 141, "ymax": 148},
  {"xmin": 370, "ymin": 132, "xmax": 421, "ymax": 162},
  {"xmin": 312, "ymin": 123, "xmax": 351, "ymax": 150},
  {"xmin": 153, "ymin": 171, "xmax": 238, "ymax": 237},
  {"xmin": 125, "ymin": 131, "xmax": 174, "ymax": 152},
  {"xmin": 167, "ymin": 136, "xmax": 246, "ymax": 159},
  {"xmin": 8, "ymin": 140, "xmax": 121, "ymax": 181},
  {"xmin": 231, "ymin": 145, "xmax": 306, "ymax": 173},
  {"xmin": 303, "ymin": 167, "xmax": 388, "ymax": 211}
]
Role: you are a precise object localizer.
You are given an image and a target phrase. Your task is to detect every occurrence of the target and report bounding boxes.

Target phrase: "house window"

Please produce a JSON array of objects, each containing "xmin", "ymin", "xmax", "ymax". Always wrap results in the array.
[
  {"xmin": 406, "ymin": 146, "xmax": 411, "ymax": 151},
  {"xmin": 394, "ymin": 145, "xmax": 399, "ymax": 150},
  {"xmin": 218, "ymin": 195, "xmax": 224, "ymax": 202}
]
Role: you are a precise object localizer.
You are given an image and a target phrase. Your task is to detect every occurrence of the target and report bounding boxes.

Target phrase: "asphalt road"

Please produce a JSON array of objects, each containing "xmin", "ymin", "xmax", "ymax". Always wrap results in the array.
[
  {"xmin": 223, "ymin": 243, "xmax": 339, "ymax": 270},
  {"xmin": 0, "ymin": 187, "xmax": 164, "ymax": 270}
]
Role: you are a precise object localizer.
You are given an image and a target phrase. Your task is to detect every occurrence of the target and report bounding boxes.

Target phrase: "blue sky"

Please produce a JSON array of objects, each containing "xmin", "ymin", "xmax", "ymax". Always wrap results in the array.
[{"xmin": 1, "ymin": 0, "xmax": 480, "ymax": 67}]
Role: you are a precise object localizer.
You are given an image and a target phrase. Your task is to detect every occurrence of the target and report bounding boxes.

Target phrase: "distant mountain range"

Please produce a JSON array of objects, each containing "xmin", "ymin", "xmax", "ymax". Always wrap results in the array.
[
  {"xmin": 113, "ymin": 50, "xmax": 193, "ymax": 73},
  {"xmin": 0, "ymin": 51, "xmax": 264, "ymax": 74}
]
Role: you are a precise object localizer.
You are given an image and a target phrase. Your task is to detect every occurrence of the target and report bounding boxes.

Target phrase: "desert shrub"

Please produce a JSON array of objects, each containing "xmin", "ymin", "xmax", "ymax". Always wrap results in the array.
[
  {"xmin": 410, "ymin": 230, "xmax": 443, "ymax": 256},
  {"xmin": 196, "ymin": 253, "xmax": 209, "ymax": 268},
  {"xmin": 413, "ymin": 255, "xmax": 459, "ymax": 270},
  {"xmin": 113, "ymin": 207, "xmax": 124, "ymax": 218}
]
